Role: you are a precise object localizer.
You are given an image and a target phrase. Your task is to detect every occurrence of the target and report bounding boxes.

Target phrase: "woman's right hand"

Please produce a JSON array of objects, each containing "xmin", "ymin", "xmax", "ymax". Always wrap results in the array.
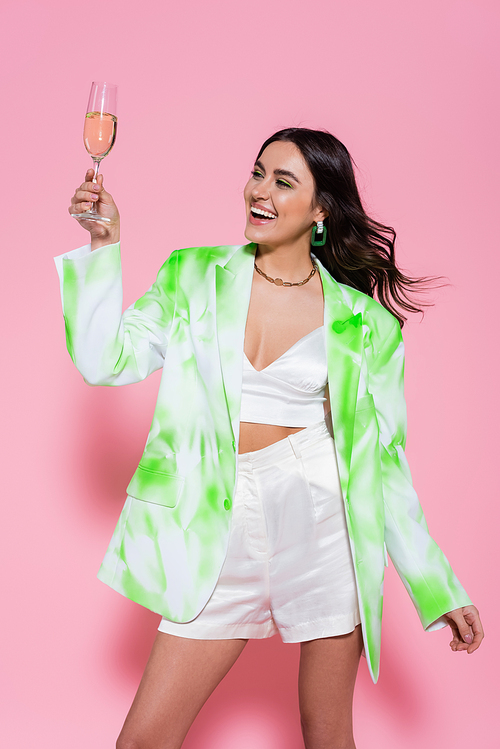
[{"xmin": 68, "ymin": 168, "xmax": 120, "ymax": 250}]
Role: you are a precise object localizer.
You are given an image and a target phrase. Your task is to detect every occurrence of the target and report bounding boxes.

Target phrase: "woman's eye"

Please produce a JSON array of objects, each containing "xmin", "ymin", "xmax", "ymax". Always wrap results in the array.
[
  {"xmin": 277, "ymin": 179, "xmax": 292, "ymax": 188},
  {"xmin": 252, "ymin": 170, "xmax": 263, "ymax": 178}
]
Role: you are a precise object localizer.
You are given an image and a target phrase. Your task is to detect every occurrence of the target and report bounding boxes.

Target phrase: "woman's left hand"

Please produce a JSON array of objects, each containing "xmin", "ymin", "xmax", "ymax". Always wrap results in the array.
[{"xmin": 444, "ymin": 605, "xmax": 484, "ymax": 653}]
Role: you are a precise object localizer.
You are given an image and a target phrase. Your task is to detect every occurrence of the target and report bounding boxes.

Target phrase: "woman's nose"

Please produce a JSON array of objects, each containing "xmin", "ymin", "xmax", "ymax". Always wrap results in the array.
[{"xmin": 251, "ymin": 181, "xmax": 270, "ymax": 200}]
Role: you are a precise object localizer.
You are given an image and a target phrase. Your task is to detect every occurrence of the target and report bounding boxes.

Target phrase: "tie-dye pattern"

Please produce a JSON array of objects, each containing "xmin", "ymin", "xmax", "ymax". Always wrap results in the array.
[{"xmin": 54, "ymin": 241, "xmax": 472, "ymax": 683}]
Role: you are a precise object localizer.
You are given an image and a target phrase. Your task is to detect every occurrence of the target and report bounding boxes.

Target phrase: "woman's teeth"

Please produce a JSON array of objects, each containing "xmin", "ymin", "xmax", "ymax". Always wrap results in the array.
[{"xmin": 251, "ymin": 207, "xmax": 277, "ymax": 219}]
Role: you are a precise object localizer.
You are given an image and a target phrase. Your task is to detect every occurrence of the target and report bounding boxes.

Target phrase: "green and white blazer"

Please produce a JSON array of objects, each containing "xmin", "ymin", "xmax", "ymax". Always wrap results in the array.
[{"xmin": 54, "ymin": 240, "xmax": 472, "ymax": 683}]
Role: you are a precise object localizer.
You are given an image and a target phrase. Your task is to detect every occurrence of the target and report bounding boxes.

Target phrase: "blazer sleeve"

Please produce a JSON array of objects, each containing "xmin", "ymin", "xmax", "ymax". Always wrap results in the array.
[
  {"xmin": 54, "ymin": 242, "xmax": 178, "ymax": 386},
  {"xmin": 369, "ymin": 319, "xmax": 473, "ymax": 631}
]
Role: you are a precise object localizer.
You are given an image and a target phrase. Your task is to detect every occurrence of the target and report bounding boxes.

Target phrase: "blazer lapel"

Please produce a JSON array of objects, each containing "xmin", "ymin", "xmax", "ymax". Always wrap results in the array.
[
  {"xmin": 315, "ymin": 257, "xmax": 364, "ymax": 500},
  {"xmin": 214, "ymin": 245, "xmax": 364, "ymax": 494},
  {"xmin": 215, "ymin": 243, "xmax": 257, "ymax": 442}
]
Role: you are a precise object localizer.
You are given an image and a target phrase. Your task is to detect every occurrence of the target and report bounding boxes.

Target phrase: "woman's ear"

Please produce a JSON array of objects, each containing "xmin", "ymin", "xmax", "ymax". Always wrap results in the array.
[{"xmin": 313, "ymin": 206, "xmax": 329, "ymax": 223}]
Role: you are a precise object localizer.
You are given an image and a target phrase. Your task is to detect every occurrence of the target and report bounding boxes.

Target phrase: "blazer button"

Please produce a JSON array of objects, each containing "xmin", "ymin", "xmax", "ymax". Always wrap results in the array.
[{"xmin": 224, "ymin": 498, "xmax": 232, "ymax": 511}]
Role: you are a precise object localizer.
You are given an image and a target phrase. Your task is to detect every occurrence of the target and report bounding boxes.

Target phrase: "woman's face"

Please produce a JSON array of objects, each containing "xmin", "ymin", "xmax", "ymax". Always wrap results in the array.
[{"xmin": 243, "ymin": 140, "xmax": 327, "ymax": 248}]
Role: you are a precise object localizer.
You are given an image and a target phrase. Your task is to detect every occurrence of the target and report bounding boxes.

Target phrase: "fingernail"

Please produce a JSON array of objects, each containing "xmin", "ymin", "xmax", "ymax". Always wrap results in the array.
[
  {"xmin": 83, "ymin": 202, "xmax": 91, "ymax": 208},
  {"xmin": 92, "ymin": 185, "xmax": 100, "ymax": 192},
  {"xmin": 464, "ymin": 634, "xmax": 472, "ymax": 643}
]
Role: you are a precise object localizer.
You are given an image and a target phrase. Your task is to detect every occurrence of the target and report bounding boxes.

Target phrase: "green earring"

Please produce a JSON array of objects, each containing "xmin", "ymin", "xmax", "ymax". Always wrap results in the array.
[{"xmin": 311, "ymin": 221, "xmax": 327, "ymax": 246}]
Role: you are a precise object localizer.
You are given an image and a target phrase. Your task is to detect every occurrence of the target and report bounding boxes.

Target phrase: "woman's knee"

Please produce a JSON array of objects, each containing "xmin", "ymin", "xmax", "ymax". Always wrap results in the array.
[
  {"xmin": 116, "ymin": 735, "xmax": 141, "ymax": 749},
  {"xmin": 300, "ymin": 716, "xmax": 356, "ymax": 749},
  {"xmin": 116, "ymin": 732, "xmax": 179, "ymax": 749}
]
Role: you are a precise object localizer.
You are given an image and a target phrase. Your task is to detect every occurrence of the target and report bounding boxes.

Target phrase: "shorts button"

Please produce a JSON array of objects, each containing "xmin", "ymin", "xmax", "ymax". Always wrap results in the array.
[{"xmin": 224, "ymin": 498, "xmax": 232, "ymax": 511}]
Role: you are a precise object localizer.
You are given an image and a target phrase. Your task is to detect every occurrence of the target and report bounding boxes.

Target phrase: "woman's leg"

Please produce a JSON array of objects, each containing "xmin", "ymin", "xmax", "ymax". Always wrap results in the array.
[
  {"xmin": 298, "ymin": 624, "xmax": 363, "ymax": 749},
  {"xmin": 117, "ymin": 631, "xmax": 248, "ymax": 749}
]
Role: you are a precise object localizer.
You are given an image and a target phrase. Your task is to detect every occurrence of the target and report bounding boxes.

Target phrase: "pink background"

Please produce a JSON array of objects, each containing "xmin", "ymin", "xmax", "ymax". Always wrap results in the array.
[{"xmin": 1, "ymin": 0, "xmax": 498, "ymax": 746}]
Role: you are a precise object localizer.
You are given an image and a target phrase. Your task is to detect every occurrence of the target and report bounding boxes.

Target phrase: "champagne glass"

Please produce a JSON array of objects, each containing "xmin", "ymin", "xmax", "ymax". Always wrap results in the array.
[{"xmin": 71, "ymin": 81, "xmax": 118, "ymax": 223}]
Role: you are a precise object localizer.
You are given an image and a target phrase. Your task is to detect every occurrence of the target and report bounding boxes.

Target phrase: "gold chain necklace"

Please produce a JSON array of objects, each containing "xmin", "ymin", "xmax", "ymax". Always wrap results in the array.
[{"xmin": 254, "ymin": 259, "xmax": 318, "ymax": 287}]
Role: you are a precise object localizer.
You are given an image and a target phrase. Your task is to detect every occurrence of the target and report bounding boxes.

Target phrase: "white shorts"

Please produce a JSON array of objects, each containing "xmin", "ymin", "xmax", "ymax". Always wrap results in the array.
[{"xmin": 158, "ymin": 419, "xmax": 361, "ymax": 642}]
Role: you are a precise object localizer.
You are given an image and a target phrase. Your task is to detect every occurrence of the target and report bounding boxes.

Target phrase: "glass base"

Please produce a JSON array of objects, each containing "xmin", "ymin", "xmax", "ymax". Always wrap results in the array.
[{"xmin": 71, "ymin": 212, "xmax": 112, "ymax": 224}]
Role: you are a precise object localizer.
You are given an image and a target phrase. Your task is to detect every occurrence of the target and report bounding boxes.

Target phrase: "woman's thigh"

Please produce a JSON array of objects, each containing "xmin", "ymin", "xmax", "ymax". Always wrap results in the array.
[
  {"xmin": 117, "ymin": 631, "xmax": 248, "ymax": 749},
  {"xmin": 298, "ymin": 624, "xmax": 363, "ymax": 749}
]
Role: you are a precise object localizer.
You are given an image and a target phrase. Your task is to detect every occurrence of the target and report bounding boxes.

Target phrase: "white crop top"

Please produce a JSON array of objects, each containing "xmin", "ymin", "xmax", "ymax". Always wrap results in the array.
[{"xmin": 240, "ymin": 326, "xmax": 328, "ymax": 427}]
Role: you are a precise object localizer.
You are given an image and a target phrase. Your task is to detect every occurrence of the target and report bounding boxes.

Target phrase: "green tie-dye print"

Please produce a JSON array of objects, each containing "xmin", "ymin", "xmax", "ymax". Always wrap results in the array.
[{"xmin": 54, "ymin": 241, "xmax": 472, "ymax": 683}]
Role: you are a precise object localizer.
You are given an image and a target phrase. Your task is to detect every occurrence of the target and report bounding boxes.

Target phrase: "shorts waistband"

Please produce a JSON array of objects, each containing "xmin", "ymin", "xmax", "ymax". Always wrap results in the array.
[{"xmin": 237, "ymin": 418, "xmax": 333, "ymax": 471}]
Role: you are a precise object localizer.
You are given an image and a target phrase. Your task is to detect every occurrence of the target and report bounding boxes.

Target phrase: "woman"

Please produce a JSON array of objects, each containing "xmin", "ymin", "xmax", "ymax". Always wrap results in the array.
[{"xmin": 57, "ymin": 128, "xmax": 483, "ymax": 749}]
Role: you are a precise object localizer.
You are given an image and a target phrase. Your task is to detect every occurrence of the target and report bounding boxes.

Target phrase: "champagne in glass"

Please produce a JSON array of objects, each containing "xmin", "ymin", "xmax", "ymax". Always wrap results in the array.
[{"xmin": 71, "ymin": 81, "xmax": 118, "ymax": 223}]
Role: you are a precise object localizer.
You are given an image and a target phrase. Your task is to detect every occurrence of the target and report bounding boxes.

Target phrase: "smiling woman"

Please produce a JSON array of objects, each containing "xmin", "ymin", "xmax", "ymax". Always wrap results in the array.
[
  {"xmin": 57, "ymin": 126, "xmax": 483, "ymax": 749},
  {"xmin": 240, "ymin": 140, "xmax": 329, "ymax": 452},
  {"xmin": 245, "ymin": 141, "xmax": 326, "ymax": 249}
]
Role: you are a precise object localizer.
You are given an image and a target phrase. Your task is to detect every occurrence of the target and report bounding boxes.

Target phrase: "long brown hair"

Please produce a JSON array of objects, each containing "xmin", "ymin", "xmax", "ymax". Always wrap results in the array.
[{"xmin": 256, "ymin": 128, "xmax": 439, "ymax": 327}]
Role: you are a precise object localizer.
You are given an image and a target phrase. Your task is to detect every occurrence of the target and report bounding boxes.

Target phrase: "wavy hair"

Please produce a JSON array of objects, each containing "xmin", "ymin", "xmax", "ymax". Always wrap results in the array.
[{"xmin": 256, "ymin": 127, "xmax": 440, "ymax": 327}]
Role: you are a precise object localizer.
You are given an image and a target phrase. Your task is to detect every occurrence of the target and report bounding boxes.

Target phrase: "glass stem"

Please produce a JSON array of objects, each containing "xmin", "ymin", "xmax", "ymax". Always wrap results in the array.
[{"xmin": 90, "ymin": 158, "xmax": 101, "ymax": 214}]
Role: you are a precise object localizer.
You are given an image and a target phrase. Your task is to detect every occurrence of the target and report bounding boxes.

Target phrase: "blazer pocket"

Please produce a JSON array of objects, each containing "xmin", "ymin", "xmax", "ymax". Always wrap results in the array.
[
  {"xmin": 355, "ymin": 393, "xmax": 375, "ymax": 412},
  {"xmin": 126, "ymin": 465, "xmax": 185, "ymax": 508},
  {"xmin": 354, "ymin": 394, "xmax": 377, "ymax": 431}
]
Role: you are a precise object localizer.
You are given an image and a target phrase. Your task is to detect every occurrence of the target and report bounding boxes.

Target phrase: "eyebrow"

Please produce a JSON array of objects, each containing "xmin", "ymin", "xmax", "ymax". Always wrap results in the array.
[{"xmin": 254, "ymin": 160, "xmax": 301, "ymax": 184}]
